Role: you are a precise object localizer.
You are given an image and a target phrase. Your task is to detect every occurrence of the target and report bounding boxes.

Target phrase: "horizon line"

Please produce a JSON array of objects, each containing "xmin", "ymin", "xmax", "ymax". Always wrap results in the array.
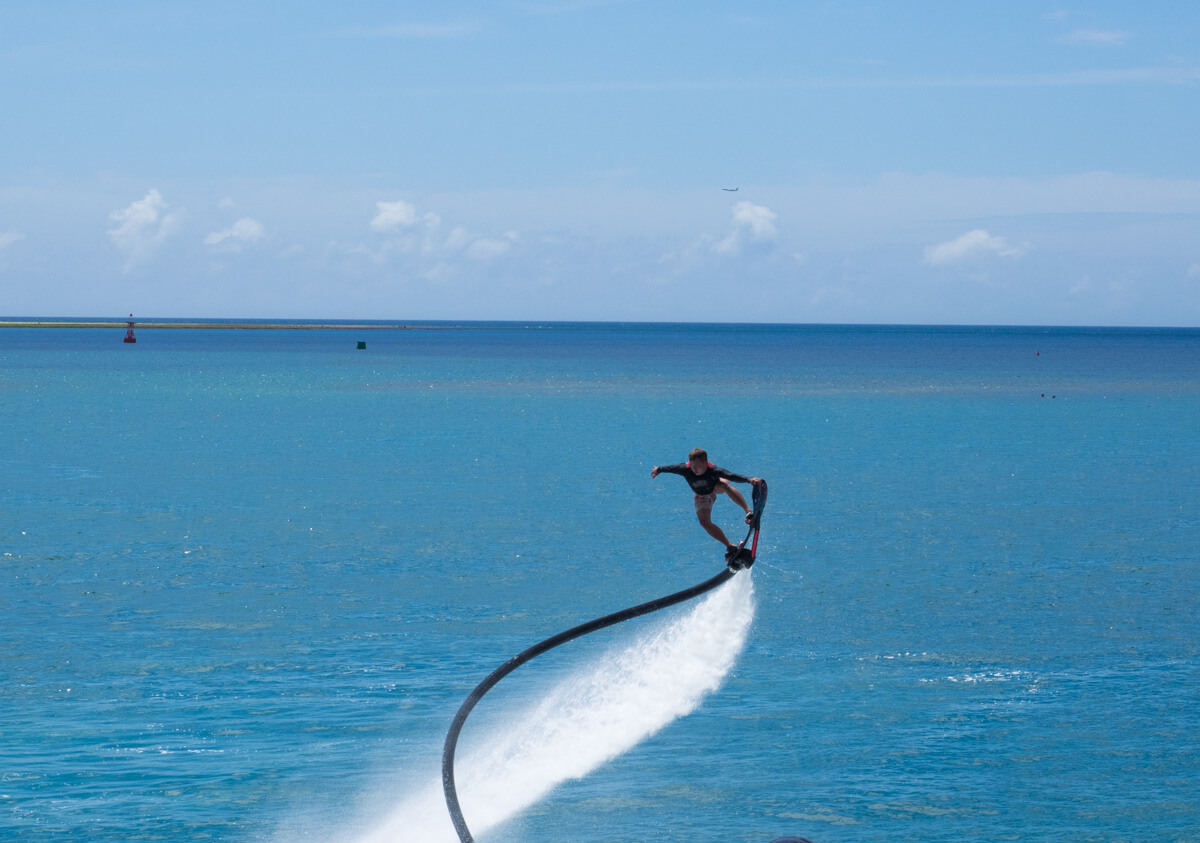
[{"xmin": 2, "ymin": 317, "xmax": 1197, "ymax": 332}]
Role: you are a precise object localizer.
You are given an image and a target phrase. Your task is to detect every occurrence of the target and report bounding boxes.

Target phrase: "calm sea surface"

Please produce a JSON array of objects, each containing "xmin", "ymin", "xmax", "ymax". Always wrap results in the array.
[{"xmin": 2, "ymin": 322, "xmax": 1197, "ymax": 842}]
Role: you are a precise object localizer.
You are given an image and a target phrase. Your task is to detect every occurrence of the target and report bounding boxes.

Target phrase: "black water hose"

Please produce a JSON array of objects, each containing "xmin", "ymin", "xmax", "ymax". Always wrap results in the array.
[
  {"xmin": 442, "ymin": 480, "xmax": 767, "ymax": 842},
  {"xmin": 441, "ymin": 565, "xmax": 737, "ymax": 842}
]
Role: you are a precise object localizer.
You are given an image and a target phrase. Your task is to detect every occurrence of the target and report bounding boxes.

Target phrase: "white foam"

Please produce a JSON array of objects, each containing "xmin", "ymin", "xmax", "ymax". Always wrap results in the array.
[{"xmin": 355, "ymin": 572, "xmax": 755, "ymax": 843}]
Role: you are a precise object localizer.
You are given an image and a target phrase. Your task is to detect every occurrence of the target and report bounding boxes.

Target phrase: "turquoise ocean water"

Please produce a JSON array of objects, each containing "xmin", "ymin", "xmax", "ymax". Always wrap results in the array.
[{"xmin": 2, "ymin": 321, "xmax": 1198, "ymax": 842}]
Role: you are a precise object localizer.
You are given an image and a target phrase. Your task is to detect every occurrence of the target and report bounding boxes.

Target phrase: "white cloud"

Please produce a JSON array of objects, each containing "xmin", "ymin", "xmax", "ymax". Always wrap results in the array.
[
  {"xmin": 440, "ymin": 222, "xmax": 470, "ymax": 252},
  {"xmin": 107, "ymin": 189, "xmax": 181, "ymax": 270},
  {"xmin": 924, "ymin": 229, "xmax": 1028, "ymax": 265},
  {"xmin": 733, "ymin": 201, "xmax": 778, "ymax": 240},
  {"xmin": 466, "ymin": 235, "xmax": 514, "ymax": 261},
  {"xmin": 204, "ymin": 217, "xmax": 265, "ymax": 250},
  {"xmin": 0, "ymin": 231, "xmax": 24, "ymax": 249},
  {"xmin": 1188, "ymin": 263, "xmax": 1200, "ymax": 279},
  {"xmin": 423, "ymin": 262, "xmax": 456, "ymax": 283},
  {"xmin": 367, "ymin": 200, "xmax": 516, "ymax": 266},
  {"xmin": 714, "ymin": 201, "xmax": 778, "ymax": 255},
  {"xmin": 1061, "ymin": 29, "xmax": 1130, "ymax": 46},
  {"xmin": 218, "ymin": 197, "xmax": 236, "ymax": 209},
  {"xmin": 661, "ymin": 201, "xmax": 783, "ymax": 274},
  {"xmin": 370, "ymin": 200, "xmax": 418, "ymax": 232}
]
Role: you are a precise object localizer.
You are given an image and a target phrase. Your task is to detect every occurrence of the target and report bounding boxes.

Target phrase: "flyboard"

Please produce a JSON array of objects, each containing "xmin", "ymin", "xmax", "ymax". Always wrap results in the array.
[
  {"xmin": 442, "ymin": 479, "xmax": 768, "ymax": 843},
  {"xmin": 727, "ymin": 478, "xmax": 768, "ymax": 570}
]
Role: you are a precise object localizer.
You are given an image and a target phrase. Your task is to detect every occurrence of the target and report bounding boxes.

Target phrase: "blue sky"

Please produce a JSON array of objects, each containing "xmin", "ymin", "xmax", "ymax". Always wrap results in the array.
[{"xmin": 2, "ymin": 1, "xmax": 1199, "ymax": 324}]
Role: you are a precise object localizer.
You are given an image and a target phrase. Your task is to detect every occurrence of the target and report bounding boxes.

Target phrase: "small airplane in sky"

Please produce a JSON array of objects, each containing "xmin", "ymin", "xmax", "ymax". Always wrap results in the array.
[{"xmin": 722, "ymin": 187, "xmax": 739, "ymax": 192}]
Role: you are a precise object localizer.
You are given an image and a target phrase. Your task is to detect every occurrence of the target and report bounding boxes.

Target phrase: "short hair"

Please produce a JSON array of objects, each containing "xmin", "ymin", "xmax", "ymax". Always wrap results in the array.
[{"xmin": 688, "ymin": 448, "xmax": 707, "ymax": 462}]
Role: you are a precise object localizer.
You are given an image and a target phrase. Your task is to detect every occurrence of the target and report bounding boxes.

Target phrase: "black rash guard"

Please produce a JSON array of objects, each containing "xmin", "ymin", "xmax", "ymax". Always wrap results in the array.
[{"xmin": 656, "ymin": 463, "xmax": 753, "ymax": 496}]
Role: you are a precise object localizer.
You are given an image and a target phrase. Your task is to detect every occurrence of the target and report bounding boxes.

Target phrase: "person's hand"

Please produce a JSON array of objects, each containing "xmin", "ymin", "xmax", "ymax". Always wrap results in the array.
[
  {"xmin": 650, "ymin": 466, "xmax": 659, "ymax": 478},
  {"xmin": 750, "ymin": 477, "xmax": 763, "ymax": 485}
]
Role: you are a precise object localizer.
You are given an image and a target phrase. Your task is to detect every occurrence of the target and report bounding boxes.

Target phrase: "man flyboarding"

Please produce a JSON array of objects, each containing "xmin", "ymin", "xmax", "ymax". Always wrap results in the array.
[{"xmin": 651, "ymin": 448, "xmax": 763, "ymax": 561}]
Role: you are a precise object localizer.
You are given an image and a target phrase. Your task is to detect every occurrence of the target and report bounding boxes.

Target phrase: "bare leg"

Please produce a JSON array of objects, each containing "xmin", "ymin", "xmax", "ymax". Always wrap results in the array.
[
  {"xmin": 697, "ymin": 511, "xmax": 734, "ymax": 547},
  {"xmin": 716, "ymin": 480, "xmax": 753, "ymax": 522}
]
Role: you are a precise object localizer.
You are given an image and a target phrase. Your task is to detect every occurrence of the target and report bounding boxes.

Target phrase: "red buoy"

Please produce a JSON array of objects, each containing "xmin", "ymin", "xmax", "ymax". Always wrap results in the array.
[{"xmin": 123, "ymin": 314, "xmax": 137, "ymax": 344}]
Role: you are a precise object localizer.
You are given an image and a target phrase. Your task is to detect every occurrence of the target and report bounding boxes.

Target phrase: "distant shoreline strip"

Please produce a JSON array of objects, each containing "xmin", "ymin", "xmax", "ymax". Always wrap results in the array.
[{"xmin": 0, "ymin": 321, "xmax": 418, "ymax": 330}]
